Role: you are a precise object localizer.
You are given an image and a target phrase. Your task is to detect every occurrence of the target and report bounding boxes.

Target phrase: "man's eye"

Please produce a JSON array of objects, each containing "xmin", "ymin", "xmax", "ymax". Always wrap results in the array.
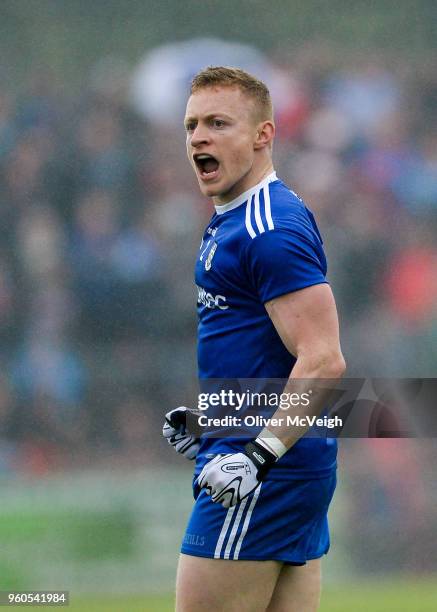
[
  {"xmin": 213, "ymin": 119, "xmax": 225, "ymax": 128},
  {"xmin": 185, "ymin": 123, "xmax": 195, "ymax": 132}
]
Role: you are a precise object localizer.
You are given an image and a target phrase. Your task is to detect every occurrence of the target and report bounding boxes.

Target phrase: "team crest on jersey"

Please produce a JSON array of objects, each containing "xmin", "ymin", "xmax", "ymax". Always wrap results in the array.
[{"xmin": 205, "ymin": 242, "xmax": 217, "ymax": 271}]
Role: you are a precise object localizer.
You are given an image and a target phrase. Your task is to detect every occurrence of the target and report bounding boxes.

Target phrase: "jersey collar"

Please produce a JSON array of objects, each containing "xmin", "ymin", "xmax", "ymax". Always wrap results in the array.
[{"xmin": 214, "ymin": 171, "xmax": 277, "ymax": 215}]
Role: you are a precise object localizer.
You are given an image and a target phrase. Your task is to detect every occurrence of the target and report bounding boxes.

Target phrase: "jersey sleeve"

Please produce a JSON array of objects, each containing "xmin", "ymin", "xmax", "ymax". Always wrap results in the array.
[{"xmin": 244, "ymin": 227, "xmax": 328, "ymax": 304}]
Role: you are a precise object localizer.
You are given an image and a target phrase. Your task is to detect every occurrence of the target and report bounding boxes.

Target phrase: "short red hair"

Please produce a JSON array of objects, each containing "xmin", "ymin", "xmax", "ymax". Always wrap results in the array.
[{"xmin": 190, "ymin": 66, "xmax": 273, "ymax": 123}]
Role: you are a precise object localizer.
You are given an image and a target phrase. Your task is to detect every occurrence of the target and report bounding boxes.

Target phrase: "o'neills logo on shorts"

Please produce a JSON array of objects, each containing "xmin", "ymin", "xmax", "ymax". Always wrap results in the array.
[{"xmin": 183, "ymin": 533, "xmax": 205, "ymax": 547}]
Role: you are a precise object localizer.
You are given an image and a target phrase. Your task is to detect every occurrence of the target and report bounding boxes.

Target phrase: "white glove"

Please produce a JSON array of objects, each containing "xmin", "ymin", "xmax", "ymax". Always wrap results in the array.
[
  {"xmin": 196, "ymin": 441, "xmax": 277, "ymax": 508},
  {"xmin": 163, "ymin": 407, "xmax": 200, "ymax": 460}
]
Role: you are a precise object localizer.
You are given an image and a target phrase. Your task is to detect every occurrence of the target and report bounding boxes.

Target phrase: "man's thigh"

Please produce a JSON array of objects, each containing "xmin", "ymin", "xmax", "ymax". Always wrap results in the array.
[
  {"xmin": 267, "ymin": 558, "xmax": 322, "ymax": 612},
  {"xmin": 176, "ymin": 553, "xmax": 282, "ymax": 612},
  {"xmin": 178, "ymin": 476, "xmax": 335, "ymax": 610}
]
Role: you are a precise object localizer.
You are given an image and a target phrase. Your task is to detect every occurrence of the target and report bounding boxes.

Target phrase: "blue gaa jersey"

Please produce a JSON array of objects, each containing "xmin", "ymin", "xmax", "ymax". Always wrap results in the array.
[{"xmin": 194, "ymin": 171, "xmax": 337, "ymax": 481}]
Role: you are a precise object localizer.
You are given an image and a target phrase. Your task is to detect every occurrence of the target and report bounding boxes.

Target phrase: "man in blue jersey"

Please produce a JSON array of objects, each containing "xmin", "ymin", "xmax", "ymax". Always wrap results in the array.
[{"xmin": 163, "ymin": 66, "xmax": 346, "ymax": 612}]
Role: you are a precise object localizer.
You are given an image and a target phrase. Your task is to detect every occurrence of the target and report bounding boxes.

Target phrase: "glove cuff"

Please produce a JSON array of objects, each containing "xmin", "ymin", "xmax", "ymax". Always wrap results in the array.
[
  {"xmin": 256, "ymin": 429, "xmax": 288, "ymax": 459},
  {"xmin": 244, "ymin": 439, "xmax": 277, "ymax": 480}
]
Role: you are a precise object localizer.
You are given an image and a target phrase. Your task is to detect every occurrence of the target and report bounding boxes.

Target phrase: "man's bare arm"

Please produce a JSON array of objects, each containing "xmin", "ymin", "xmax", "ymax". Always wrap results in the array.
[{"xmin": 262, "ymin": 283, "xmax": 346, "ymax": 450}]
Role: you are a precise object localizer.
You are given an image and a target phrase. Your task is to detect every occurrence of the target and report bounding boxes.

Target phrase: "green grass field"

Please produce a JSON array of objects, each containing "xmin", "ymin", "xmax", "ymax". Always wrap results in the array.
[{"xmin": 6, "ymin": 579, "xmax": 437, "ymax": 611}]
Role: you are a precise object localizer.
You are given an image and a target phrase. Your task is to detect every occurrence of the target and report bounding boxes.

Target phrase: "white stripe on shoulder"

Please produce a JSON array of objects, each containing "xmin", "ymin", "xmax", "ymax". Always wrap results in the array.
[
  {"xmin": 214, "ymin": 504, "xmax": 236, "ymax": 559},
  {"xmin": 233, "ymin": 484, "xmax": 262, "ymax": 559},
  {"xmin": 253, "ymin": 189, "xmax": 265, "ymax": 235},
  {"xmin": 245, "ymin": 196, "xmax": 256, "ymax": 239},
  {"xmin": 263, "ymin": 184, "xmax": 274, "ymax": 230}
]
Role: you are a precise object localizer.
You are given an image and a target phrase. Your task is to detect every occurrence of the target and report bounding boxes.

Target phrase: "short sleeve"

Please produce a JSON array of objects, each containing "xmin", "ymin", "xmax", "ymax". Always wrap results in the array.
[{"xmin": 244, "ymin": 228, "xmax": 328, "ymax": 304}]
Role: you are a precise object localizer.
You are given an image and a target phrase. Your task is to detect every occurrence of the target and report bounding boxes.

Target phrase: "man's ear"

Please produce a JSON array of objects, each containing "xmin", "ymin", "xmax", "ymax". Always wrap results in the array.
[{"xmin": 254, "ymin": 121, "xmax": 275, "ymax": 150}]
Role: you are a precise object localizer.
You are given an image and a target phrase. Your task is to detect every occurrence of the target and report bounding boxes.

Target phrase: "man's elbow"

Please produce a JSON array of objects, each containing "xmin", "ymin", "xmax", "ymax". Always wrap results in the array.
[
  {"xmin": 300, "ymin": 350, "xmax": 346, "ymax": 379},
  {"xmin": 326, "ymin": 353, "xmax": 346, "ymax": 379}
]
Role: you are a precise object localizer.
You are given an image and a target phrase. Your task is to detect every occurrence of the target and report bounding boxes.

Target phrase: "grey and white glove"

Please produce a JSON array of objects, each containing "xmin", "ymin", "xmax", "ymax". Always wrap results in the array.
[
  {"xmin": 196, "ymin": 440, "xmax": 278, "ymax": 508},
  {"xmin": 163, "ymin": 407, "xmax": 201, "ymax": 460}
]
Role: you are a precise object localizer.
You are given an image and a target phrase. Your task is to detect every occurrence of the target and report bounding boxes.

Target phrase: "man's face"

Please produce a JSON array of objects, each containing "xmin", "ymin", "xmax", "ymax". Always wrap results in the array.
[{"xmin": 184, "ymin": 86, "xmax": 259, "ymax": 203}]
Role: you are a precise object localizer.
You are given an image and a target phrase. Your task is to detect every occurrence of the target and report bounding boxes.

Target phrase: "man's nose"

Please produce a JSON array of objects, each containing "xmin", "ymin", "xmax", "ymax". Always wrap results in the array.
[{"xmin": 190, "ymin": 125, "xmax": 210, "ymax": 147}]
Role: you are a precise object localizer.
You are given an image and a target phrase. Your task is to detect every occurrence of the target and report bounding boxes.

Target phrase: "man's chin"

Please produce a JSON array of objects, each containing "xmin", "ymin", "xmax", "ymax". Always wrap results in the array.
[{"xmin": 197, "ymin": 179, "xmax": 223, "ymax": 198}]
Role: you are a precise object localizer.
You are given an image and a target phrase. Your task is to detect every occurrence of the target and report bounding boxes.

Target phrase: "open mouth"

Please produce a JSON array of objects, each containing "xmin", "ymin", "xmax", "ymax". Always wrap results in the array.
[{"xmin": 193, "ymin": 154, "xmax": 220, "ymax": 180}]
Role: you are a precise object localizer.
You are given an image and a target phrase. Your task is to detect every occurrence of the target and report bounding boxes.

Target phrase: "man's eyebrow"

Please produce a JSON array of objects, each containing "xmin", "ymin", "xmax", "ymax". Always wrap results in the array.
[{"xmin": 184, "ymin": 112, "xmax": 234, "ymax": 124}]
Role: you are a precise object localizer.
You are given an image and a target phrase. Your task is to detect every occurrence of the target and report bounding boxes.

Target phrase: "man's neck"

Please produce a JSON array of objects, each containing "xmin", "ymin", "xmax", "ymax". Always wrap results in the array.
[{"xmin": 212, "ymin": 161, "xmax": 274, "ymax": 206}]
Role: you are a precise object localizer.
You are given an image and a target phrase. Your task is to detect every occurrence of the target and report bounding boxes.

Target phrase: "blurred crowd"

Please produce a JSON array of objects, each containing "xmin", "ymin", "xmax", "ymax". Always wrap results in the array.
[{"xmin": 0, "ymin": 48, "xmax": 436, "ymax": 483}]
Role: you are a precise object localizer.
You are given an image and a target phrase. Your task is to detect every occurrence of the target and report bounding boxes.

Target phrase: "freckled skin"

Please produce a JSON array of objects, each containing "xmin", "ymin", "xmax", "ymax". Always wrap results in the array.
[{"xmin": 184, "ymin": 86, "xmax": 274, "ymax": 205}]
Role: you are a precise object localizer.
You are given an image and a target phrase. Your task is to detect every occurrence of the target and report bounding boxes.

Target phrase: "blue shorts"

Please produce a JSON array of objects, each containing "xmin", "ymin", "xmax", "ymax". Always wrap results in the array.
[{"xmin": 181, "ymin": 472, "xmax": 337, "ymax": 564}]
